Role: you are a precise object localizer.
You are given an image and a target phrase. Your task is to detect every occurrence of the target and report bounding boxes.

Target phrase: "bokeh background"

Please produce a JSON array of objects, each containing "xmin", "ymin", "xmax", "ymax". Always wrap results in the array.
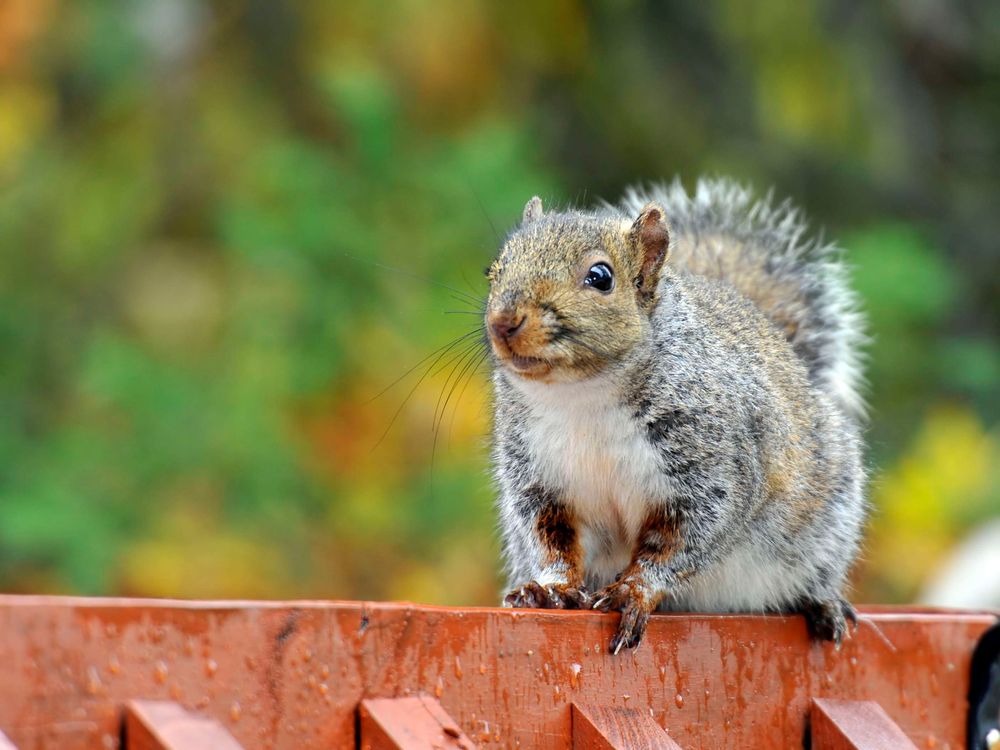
[{"xmin": 1, "ymin": 1, "xmax": 998, "ymax": 606}]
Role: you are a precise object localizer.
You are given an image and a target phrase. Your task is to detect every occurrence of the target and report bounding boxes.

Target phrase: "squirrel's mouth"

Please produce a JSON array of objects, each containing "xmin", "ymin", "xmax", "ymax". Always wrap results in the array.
[
  {"xmin": 509, "ymin": 353, "xmax": 547, "ymax": 373},
  {"xmin": 494, "ymin": 346, "xmax": 554, "ymax": 379},
  {"xmin": 485, "ymin": 308, "xmax": 556, "ymax": 379}
]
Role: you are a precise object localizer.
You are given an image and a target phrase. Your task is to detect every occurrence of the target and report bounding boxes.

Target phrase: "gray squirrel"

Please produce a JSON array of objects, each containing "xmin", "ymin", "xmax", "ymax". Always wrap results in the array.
[{"xmin": 486, "ymin": 178, "xmax": 866, "ymax": 653}]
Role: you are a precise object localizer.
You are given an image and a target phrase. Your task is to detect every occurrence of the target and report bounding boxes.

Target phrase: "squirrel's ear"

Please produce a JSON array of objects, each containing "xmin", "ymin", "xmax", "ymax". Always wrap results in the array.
[
  {"xmin": 522, "ymin": 196, "xmax": 544, "ymax": 224},
  {"xmin": 629, "ymin": 202, "xmax": 671, "ymax": 309}
]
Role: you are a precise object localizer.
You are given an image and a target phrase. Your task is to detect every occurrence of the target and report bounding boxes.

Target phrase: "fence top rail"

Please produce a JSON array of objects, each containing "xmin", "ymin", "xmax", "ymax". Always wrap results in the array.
[
  {"xmin": 0, "ymin": 595, "xmax": 996, "ymax": 750},
  {"xmin": 0, "ymin": 594, "xmax": 995, "ymax": 621}
]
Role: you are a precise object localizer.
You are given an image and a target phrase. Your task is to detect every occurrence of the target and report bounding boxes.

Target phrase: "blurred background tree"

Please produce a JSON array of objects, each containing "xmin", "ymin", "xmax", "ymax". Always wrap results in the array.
[{"xmin": 0, "ymin": 0, "xmax": 997, "ymax": 605}]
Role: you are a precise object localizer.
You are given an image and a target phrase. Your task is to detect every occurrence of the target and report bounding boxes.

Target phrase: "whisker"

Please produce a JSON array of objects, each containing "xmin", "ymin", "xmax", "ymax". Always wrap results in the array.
[
  {"xmin": 342, "ymin": 252, "xmax": 483, "ymax": 307},
  {"xmin": 428, "ymin": 336, "xmax": 482, "ymax": 380},
  {"xmin": 427, "ymin": 343, "xmax": 483, "ymax": 488},
  {"xmin": 460, "ymin": 265, "xmax": 486, "ymax": 301},
  {"xmin": 436, "ymin": 340, "xmax": 487, "ymax": 434},
  {"xmin": 447, "ymin": 349, "xmax": 491, "ymax": 441},
  {"xmin": 371, "ymin": 330, "xmax": 481, "ymax": 451},
  {"xmin": 465, "ymin": 179, "xmax": 501, "ymax": 246},
  {"xmin": 368, "ymin": 329, "xmax": 481, "ymax": 403},
  {"xmin": 428, "ymin": 341, "xmax": 485, "ymax": 441},
  {"xmin": 449, "ymin": 292, "xmax": 484, "ymax": 309}
]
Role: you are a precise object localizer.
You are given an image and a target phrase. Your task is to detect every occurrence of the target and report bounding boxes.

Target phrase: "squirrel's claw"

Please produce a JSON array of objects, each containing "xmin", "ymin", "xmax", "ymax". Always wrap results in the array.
[
  {"xmin": 609, "ymin": 601, "xmax": 650, "ymax": 654},
  {"xmin": 800, "ymin": 597, "xmax": 857, "ymax": 645},
  {"xmin": 591, "ymin": 578, "xmax": 636, "ymax": 612},
  {"xmin": 504, "ymin": 581, "xmax": 592, "ymax": 610},
  {"xmin": 592, "ymin": 576, "xmax": 655, "ymax": 653},
  {"xmin": 844, "ymin": 601, "xmax": 859, "ymax": 628}
]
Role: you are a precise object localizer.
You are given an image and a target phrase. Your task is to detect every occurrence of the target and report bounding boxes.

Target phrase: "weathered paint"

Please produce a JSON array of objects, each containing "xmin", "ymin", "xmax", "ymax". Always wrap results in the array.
[{"xmin": 0, "ymin": 596, "xmax": 994, "ymax": 749}]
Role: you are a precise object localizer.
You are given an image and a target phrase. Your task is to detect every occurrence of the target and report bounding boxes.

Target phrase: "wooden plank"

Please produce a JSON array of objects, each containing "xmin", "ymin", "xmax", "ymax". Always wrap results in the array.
[
  {"xmin": 0, "ymin": 730, "xmax": 19, "ymax": 750},
  {"xmin": 572, "ymin": 703, "xmax": 683, "ymax": 749},
  {"xmin": 125, "ymin": 700, "xmax": 245, "ymax": 750},
  {"xmin": 359, "ymin": 696, "xmax": 476, "ymax": 750},
  {"xmin": 811, "ymin": 699, "xmax": 919, "ymax": 750},
  {"xmin": 0, "ymin": 597, "xmax": 992, "ymax": 749}
]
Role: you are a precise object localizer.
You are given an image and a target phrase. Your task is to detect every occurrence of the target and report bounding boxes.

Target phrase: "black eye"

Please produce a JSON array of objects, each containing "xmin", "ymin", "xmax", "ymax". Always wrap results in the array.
[{"xmin": 584, "ymin": 262, "xmax": 614, "ymax": 293}]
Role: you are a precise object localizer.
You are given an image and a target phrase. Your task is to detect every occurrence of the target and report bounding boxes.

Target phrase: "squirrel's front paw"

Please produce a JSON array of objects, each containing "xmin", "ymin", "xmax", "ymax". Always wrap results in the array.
[
  {"xmin": 504, "ymin": 581, "xmax": 592, "ymax": 610},
  {"xmin": 592, "ymin": 577, "xmax": 656, "ymax": 654}
]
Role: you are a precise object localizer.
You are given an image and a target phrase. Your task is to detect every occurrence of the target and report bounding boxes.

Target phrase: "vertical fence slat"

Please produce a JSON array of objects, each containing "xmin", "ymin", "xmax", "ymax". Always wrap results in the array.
[
  {"xmin": 125, "ymin": 700, "xmax": 245, "ymax": 750},
  {"xmin": 571, "ymin": 703, "xmax": 684, "ymax": 749},
  {"xmin": 358, "ymin": 696, "xmax": 476, "ymax": 750},
  {"xmin": 811, "ymin": 699, "xmax": 919, "ymax": 750}
]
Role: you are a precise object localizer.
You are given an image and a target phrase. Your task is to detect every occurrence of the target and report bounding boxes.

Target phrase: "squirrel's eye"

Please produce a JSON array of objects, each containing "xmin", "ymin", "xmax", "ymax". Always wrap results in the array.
[{"xmin": 584, "ymin": 262, "xmax": 614, "ymax": 293}]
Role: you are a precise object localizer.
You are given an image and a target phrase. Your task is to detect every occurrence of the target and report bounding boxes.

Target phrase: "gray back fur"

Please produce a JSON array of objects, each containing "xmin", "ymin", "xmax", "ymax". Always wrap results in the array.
[{"xmin": 617, "ymin": 178, "xmax": 866, "ymax": 421}]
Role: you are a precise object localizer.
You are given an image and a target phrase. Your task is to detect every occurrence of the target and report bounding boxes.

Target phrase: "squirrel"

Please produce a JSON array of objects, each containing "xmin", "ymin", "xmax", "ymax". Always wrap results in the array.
[{"xmin": 486, "ymin": 178, "xmax": 866, "ymax": 653}]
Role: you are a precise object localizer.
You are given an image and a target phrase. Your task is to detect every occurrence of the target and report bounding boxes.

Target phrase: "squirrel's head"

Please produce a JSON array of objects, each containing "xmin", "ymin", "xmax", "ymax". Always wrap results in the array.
[{"xmin": 485, "ymin": 196, "xmax": 670, "ymax": 383}]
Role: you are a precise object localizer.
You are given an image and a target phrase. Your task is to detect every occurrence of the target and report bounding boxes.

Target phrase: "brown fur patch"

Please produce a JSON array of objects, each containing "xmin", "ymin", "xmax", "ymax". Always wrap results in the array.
[
  {"xmin": 767, "ymin": 440, "xmax": 826, "ymax": 532},
  {"xmin": 765, "ymin": 465, "xmax": 792, "ymax": 498},
  {"xmin": 536, "ymin": 504, "xmax": 583, "ymax": 585},
  {"xmin": 633, "ymin": 505, "xmax": 680, "ymax": 564},
  {"xmin": 786, "ymin": 492, "xmax": 824, "ymax": 532},
  {"xmin": 510, "ymin": 307, "xmax": 550, "ymax": 354}
]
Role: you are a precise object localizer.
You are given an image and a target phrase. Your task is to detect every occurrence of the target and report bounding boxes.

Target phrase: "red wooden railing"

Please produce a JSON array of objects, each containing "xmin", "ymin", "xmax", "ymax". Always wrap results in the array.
[{"xmin": 0, "ymin": 596, "xmax": 995, "ymax": 749}]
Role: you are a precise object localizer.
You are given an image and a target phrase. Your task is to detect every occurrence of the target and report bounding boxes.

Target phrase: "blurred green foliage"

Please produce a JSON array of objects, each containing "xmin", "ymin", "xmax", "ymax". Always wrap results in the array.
[{"xmin": 0, "ymin": 0, "xmax": 997, "ymax": 604}]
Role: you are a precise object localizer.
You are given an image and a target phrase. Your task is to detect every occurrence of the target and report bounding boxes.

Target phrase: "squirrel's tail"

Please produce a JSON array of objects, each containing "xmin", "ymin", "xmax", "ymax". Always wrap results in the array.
[{"xmin": 620, "ymin": 178, "xmax": 866, "ymax": 421}]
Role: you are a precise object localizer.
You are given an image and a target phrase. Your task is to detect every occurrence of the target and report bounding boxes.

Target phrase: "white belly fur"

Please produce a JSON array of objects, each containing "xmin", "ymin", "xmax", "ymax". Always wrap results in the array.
[
  {"xmin": 670, "ymin": 543, "xmax": 802, "ymax": 613},
  {"xmin": 512, "ymin": 376, "xmax": 672, "ymax": 587}
]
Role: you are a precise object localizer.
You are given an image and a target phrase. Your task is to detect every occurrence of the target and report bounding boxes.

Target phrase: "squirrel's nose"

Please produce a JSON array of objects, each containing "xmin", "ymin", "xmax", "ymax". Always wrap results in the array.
[{"xmin": 488, "ymin": 311, "xmax": 526, "ymax": 343}]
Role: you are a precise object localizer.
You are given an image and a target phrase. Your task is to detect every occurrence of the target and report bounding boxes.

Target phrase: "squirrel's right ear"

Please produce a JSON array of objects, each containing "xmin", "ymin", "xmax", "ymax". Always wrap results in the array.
[
  {"xmin": 629, "ymin": 203, "xmax": 671, "ymax": 310},
  {"xmin": 522, "ymin": 196, "xmax": 544, "ymax": 224}
]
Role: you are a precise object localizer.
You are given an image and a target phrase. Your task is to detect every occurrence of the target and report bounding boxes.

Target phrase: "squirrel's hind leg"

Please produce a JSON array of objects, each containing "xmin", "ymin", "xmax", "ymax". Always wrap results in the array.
[{"xmin": 798, "ymin": 597, "xmax": 858, "ymax": 644}]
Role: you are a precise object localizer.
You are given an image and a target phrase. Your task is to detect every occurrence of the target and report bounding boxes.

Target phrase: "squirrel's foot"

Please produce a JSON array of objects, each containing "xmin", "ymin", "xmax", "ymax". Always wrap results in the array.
[
  {"xmin": 504, "ymin": 581, "xmax": 592, "ymax": 610},
  {"xmin": 800, "ymin": 597, "xmax": 858, "ymax": 644},
  {"xmin": 592, "ymin": 576, "xmax": 656, "ymax": 654}
]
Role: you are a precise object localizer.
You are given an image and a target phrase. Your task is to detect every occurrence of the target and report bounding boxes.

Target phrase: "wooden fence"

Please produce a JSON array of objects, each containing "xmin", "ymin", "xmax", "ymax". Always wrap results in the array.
[{"xmin": 0, "ymin": 596, "xmax": 996, "ymax": 749}]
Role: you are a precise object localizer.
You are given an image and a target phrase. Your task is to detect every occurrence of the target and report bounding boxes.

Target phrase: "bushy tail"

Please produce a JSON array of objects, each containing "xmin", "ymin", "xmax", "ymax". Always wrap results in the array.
[{"xmin": 620, "ymin": 178, "xmax": 866, "ymax": 421}]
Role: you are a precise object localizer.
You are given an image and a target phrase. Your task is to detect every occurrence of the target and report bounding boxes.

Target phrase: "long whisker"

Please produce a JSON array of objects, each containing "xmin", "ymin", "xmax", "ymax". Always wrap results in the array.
[
  {"xmin": 460, "ymin": 265, "xmax": 486, "ymax": 301},
  {"xmin": 427, "ymin": 343, "xmax": 478, "ymax": 489},
  {"xmin": 449, "ymin": 292, "xmax": 485, "ymax": 310},
  {"xmin": 447, "ymin": 349, "xmax": 491, "ymax": 441},
  {"xmin": 435, "ymin": 339, "xmax": 487, "ymax": 434},
  {"xmin": 465, "ymin": 180, "xmax": 501, "ymax": 246},
  {"xmin": 342, "ymin": 252, "xmax": 483, "ymax": 307},
  {"xmin": 371, "ymin": 330, "xmax": 481, "ymax": 450},
  {"xmin": 368, "ymin": 329, "xmax": 481, "ymax": 403},
  {"xmin": 428, "ymin": 336, "xmax": 482, "ymax": 380},
  {"xmin": 430, "ymin": 340, "xmax": 489, "ymax": 478},
  {"xmin": 433, "ymin": 338, "xmax": 486, "ymax": 429}
]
